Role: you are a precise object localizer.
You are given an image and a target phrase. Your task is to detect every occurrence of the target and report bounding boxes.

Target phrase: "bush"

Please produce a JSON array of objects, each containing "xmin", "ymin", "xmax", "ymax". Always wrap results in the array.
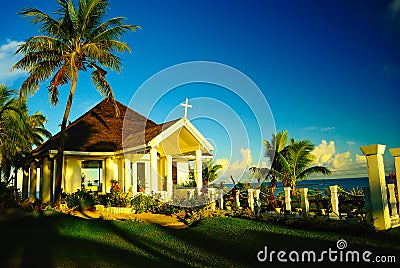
[
  {"xmin": 131, "ymin": 193, "xmax": 158, "ymax": 213},
  {"xmin": 0, "ymin": 180, "xmax": 23, "ymax": 208},
  {"xmin": 174, "ymin": 204, "xmax": 225, "ymax": 226},
  {"xmin": 62, "ymin": 189, "xmax": 96, "ymax": 211}
]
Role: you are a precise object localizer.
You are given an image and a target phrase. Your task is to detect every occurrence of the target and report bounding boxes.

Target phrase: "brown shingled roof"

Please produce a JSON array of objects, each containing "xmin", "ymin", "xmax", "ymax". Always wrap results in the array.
[
  {"xmin": 32, "ymin": 98, "xmax": 179, "ymax": 157},
  {"xmin": 122, "ymin": 118, "xmax": 181, "ymax": 150}
]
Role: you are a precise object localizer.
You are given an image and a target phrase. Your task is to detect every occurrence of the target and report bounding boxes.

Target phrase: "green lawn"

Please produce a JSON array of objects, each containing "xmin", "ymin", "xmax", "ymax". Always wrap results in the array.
[{"xmin": 0, "ymin": 210, "xmax": 399, "ymax": 267}]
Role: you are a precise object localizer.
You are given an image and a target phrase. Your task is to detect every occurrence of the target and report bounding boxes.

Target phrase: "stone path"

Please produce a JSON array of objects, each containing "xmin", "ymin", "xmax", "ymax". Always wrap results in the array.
[
  {"xmin": 69, "ymin": 210, "xmax": 188, "ymax": 229},
  {"xmin": 0, "ymin": 208, "xmax": 188, "ymax": 229}
]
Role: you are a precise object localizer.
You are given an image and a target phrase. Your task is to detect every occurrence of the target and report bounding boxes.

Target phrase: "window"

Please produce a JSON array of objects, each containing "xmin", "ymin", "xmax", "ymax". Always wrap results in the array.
[{"xmin": 81, "ymin": 160, "xmax": 102, "ymax": 187}]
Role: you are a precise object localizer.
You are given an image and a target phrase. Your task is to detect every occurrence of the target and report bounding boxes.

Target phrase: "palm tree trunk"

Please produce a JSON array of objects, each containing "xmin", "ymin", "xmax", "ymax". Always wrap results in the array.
[{"xmin": 53, "ymin": 75, "xmax": 78, "ymax": 208}]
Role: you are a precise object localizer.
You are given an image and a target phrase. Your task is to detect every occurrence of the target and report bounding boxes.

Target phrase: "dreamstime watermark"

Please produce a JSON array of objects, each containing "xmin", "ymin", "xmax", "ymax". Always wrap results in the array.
[{"xmin": 256, "ymin": 239, "xmax": 397, "ymax": 263}]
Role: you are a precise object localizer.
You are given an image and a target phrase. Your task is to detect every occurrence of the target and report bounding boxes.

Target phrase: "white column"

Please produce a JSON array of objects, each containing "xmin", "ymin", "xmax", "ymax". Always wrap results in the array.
[
  {"xmin": 113, "ymin": 160, "xmax": 119, "ymax": 183},
  {"xmin": 150, "ymin": 147, "xmax": 158, "ymax": 194},
  {"xmin": 219, "ymin": 189, "xmax": 224, "ymax": 209},
  {"xmin": 105, "ymin": 157, "xmax": 114, "ymax": 193},
  {"xmin": 195, "ymin": 149, "xmax": 203, "ymax": 190},
  {"xmin": 41, "ymin": 157, "xmax": 52, "ymax": 203},
  {"xmin": 284, "ymin": 187, "xmax": 291, "ymax": 212},
  {"xmin": 360, "ymin": 144, "xmax": 391, "ymax": 231},
  {"xmin": 248, "ymin": 189, "xmax": 255, "ymax": 211},
  {"xmin": 235, "ymin": 191, "xmax": 240, "ymax": 210},
  {"xmin": 254, "ymin": 189, "xmax": 260, "ymax": 206},
  {"xmin": 299, "ymin": 188, "xmax": 309, "ymax": 217},
  {"xmin": 329, "ymin": 185, "xmax": 339, "ymax": 216},
  {"xmin": 389, "ymin": 148, "xmax": 400, "ymax": 209},
  {"xmin": 388, "ymin": 184, "xmax": 398, "ymax": 217},
  {"xmin": 165, "ymin": 155, "xmax": 173, "ymax": 201},
  {"xmin": 124, "ymin": 160, "xmax": 134, "ymax": 195},
  {"xmin": 22, "ymin": 167, "xmax": 29, "ymax": 199}
]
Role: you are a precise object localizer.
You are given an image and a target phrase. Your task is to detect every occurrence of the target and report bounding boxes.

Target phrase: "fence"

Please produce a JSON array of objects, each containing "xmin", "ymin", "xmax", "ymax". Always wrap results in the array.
[
  {"xmin": 219, "ymin": 184, "xmax": 367, "ymax": 221},
  {"xmin": 360, "ymin": 144, "xmax": 400, "ymax": 230},
  {"xmin": 216, "ymin": 144, "xmax": 400, "ymax": 231}
]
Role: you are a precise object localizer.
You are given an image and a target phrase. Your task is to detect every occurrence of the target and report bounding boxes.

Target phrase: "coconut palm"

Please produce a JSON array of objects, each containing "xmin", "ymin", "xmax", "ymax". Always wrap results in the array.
[
  {"xmin": 0, "ymin": 85, "xmax": 26, "ymax": 178},
  {"xmin": 263, "ymin": 130, "xmax": 331, "ymax": 194},
  {"xmin": 12, "ymin": 0, "xmax": 140, "ymax": 206},
  {"xmin": 202, "ymin": 161, "xmax": 223, "ymax": 185},
  {"xmin": 0, "ymin": 85, "xmax": 51, "ymax": 182},
  {"xmin": 280, "ymin": 139, "xmax": 331, "ymax": 193},
  {"xmin": 263, "ymin": 130, "xmax": 289, "ymax": 182}
]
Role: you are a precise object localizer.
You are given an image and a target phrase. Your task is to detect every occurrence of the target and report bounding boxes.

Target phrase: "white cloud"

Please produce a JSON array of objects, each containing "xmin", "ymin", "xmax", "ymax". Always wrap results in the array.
[
  {"xmin": 0, "ymin": 39, "xmax": 26, "ymax": 85},
  {"xmin": 215, "ymin": 148, "xmax": 268, "ymax": 184},
  {"xmin": 312, "ymin": 140, "xmax": 335, "ymax": 166},
  {"xmin": 304, "ymin": 126, "xmax": 317, "ymax": 131},
  {"xmin": 355, "ymin": 154, "xmax": 366, "ymax": 163},
  {"xmin": 332, "ymin": 151, "xmax": 352, "ymax": 170},
  {"xmin": 321, "ymin": 127, "xmax": 335, "ymax": 132},
  {"xmin": 311, "ymin": 140, "xmax": 368, "ymax": 178},
  {"xmin": 215, "ymin": 141, "xmax": 370, "ymax": 184}
]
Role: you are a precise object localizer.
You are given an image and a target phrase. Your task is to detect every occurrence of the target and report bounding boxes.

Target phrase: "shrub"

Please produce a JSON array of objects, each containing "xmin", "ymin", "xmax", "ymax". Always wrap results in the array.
[
  {"xmin": 0, "ymin": 180, "xmax": 23, "ymax": 208},
  {"xmin": 131, "ymin": 193, "xmax": 158, "ymax": 213},
  {"xmin": 174, "ymin": 204, "xmax": 225, "ymax": 226},
  {"xmin": 62, "ymin": 189, "xmax": 96, "ymax": 211}
]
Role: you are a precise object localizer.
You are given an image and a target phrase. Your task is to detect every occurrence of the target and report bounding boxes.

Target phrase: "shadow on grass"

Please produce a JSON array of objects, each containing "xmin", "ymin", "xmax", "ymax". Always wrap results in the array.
[
  {"xmin": 1, "ymin": 212, "xmax": 399, "ymax": 267},
  {"xmin": 0, "ymin": 214, "xmax": 159, "ymax": 267}
]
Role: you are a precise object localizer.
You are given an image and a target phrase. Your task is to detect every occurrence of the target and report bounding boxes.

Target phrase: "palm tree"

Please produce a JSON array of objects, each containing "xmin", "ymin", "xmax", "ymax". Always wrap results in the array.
[
  {"xmin": 0, "ymin": 85, "xmax": 26, "ymax": 179},
  {"xmin": 279, "ymin": 139, "xmax": 331, "ymax": 194},
  {"xmin": 12, "ymin": 0, "xmax": 140, "ymax": 206},
  {"xmin": 248, "ymin": 166, "xmax": 269, "ymax": 187},
  {"xmin": 263, "ymin": 130, "xmax": 331, "ymax": 195},
  {"xmin": 0, "ymin": 85, "xmax": 51, "ymax": 182},
  {"xmin": 263, "ymin": 130, "xmax": 289, "ymax": 183},
  {"xmin": 202, "ymin": 161, "xmax": 223, "ymax": 185}
]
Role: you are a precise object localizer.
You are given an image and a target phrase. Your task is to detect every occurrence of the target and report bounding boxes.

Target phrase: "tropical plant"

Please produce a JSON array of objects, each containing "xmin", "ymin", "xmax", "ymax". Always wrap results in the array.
[
  {"xmin": 187, "ymin": 161, "xmax": 223, "ymax": 186},
  {"xmin": 0, "ymin": 85, "xmax": 51, "ymax": 182},
  {"xmin": 263, "ymin": 130, "xmax": 331, "ymax": 194},
  {"xmin": 280, "ymin": 139, "xmax": 331, "ymax": 193},
  {"xmin": 202, "ymin": 160, "xmax": 223, "ymax": 185},
  {"xmin": 0, "ymin": 180, "xmax": 23, "ymax": 208},
  {"xmin": 249, "ymin": 166, "xmax": 269, "ymax": 187},
  {"xmin": 263, "ymin": 130, "xmax": 289, "ymax": 183},
  {"xmin": 12, "ymin": 0, "xmax": 140, "ymax": 207},
  {"xmin": 61, "ymin": 189, "xmax": 97, "ymax": 211}
]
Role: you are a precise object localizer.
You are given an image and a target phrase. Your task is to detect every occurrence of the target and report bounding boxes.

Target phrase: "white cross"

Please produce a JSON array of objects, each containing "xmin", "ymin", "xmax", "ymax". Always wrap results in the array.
[{"xmin": 180, "ymin": 98, "xmax": 192, "ymax": 118}]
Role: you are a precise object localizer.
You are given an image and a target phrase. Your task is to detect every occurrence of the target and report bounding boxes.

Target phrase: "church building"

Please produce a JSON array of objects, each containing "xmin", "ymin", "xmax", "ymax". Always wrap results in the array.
[{"xmin": 17, "ymin": 98, "xmax": 214, "ymax": 203}]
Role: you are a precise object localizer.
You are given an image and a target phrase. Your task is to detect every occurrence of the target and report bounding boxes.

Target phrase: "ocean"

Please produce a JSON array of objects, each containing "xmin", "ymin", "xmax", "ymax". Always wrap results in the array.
[{"xmin": 210, "ymin": 176, "xmax": 395, "ymax": 193}]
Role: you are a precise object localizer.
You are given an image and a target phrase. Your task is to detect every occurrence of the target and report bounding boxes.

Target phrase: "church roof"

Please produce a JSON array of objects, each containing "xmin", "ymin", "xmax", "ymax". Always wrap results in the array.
[{"xmin": 31, "ymin": 98, "xmax": 178, "ymax": 157}]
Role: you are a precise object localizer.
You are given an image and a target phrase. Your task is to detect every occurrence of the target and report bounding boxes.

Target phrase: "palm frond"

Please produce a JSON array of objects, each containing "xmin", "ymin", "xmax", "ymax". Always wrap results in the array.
[
  {"xmin": 91, "ymin": 68, "xmax": 119, "ymax": 117},
  {"xmin": 297, "ymin": 166, "xmax": 332, "ymax": 181}
]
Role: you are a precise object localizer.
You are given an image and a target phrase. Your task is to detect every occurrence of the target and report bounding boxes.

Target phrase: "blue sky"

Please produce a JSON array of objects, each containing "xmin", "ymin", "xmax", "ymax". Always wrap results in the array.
[{"xmin": 1, "ymin": 0, "xmax": 400, "ymax": 181}]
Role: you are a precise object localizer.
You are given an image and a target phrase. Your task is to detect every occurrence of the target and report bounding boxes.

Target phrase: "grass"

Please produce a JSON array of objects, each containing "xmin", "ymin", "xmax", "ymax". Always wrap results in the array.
[{"xmin": 0, "ymin": 210, "xmax": 399, "ymax": 267}]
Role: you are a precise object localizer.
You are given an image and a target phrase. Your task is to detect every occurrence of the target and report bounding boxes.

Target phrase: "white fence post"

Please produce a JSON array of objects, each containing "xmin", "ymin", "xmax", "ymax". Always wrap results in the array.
[
  {"xmin": 219, "ymin": 189, "xmax": 224, "ymax": 210},
  {"xmin": 360, "ymin": 144, "xmax": 391, "ymax": 231},
  {"xmin": 235, "ymin": 191, "xmax": 240, "ymax": 210},
  {"xmin": 284, "ymin": 187, "xmax": 291, "ymax": 212},
  {"xmin": 329, "ymin": 185, "xmax": 339, "ymax": 216},
  {"xmin": 299, "ymin": 188, "xmax": 309, "ymax": 217},
  {"xmin": 254, "ymin": 189, "xmax": 260, "ymax": 205},
  {"xmin": 387, "ymin": 184, "xmax": 398, "ymax": 217},
  {"xmin": 248, "ymin": 189, "xmax": 254, "ymax": 211},
  {"xmin": 208, "ymin": 188, "xmax": 216, "ymax": 211},
  {"xmin": 389, "ymin": 148, "xmax": 400, "ymax": 212}
]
